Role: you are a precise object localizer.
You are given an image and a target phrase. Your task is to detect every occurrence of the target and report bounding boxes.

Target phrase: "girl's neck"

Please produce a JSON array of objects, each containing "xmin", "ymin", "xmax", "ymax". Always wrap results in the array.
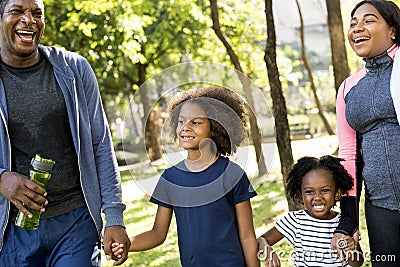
[
  {"xmin": 306, "ymin": 209, "xmax": 338, "ymax": 220},
  {"xmin": 185, "ymin": 149, "xmax": 219, "ymax": 172}
]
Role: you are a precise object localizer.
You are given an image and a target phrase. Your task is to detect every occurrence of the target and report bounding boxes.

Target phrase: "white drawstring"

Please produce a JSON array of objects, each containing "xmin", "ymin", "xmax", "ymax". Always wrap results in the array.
[{"xmin": 390, "ymin": 47, "xmax": 400, "ymax": 125}]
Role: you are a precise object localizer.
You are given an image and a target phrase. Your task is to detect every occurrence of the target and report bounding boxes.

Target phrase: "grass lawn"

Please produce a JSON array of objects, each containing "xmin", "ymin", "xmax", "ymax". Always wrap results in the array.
[{"xmin": 102, "ymin": 135, "xmax": 371, "ymax": 266}]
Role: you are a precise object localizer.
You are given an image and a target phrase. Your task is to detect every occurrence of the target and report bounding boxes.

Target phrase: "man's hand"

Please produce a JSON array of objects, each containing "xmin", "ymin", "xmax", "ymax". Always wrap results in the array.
[
  {"xmin": 0, "ymin": 171, "xmax": 47, "ymax": 217},
  {"xmin": 102, "ymin": 225, "xmax": 131, "ymax": 266}
]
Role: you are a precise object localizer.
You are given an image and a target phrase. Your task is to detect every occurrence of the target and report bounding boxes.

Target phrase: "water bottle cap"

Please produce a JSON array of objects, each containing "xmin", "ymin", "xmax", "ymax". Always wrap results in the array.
[{"xmin": 31, "ymin": 154, "xmax": 55, "ymax": 172}]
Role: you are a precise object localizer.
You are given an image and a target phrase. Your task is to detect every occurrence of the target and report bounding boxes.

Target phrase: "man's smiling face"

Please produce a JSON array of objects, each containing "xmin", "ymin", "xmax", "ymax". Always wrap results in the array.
[{"xmin": 0, "ymin": 0, "xmax": 45, "ymax": 65}]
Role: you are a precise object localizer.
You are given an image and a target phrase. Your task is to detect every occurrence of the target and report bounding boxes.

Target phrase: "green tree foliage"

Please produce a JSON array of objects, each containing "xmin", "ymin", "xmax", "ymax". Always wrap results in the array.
[
  {"xmin": 42, "ymin": 0, "xmax": 207, "ymax": 97},
  {"xmin": 43, "ymin": 0, "xmax": 128, "ymax": 95},
  {"xmin": 43, "ymin": 0, "xmax": 210, "ymax": 161}
]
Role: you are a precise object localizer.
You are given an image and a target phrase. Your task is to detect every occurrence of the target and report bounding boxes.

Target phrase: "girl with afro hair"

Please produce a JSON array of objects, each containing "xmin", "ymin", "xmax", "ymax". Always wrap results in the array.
[
  {"xmin": 112, "ymin": 86, "xmax": 259, "ymax": 266},
  {"xmin": 257, "ymin": 155, "xmax": 363, "ymax": 267}
]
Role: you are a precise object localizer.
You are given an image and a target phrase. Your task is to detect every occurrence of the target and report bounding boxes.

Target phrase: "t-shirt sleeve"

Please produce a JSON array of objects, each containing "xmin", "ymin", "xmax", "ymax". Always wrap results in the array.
[
  {"xmin": 232, "ymin": 171, "xmax": 257, "ymax": 204},
  {"xmin": 149, "ymin": 171, "xmax": 173, "ymax": 209},
  {"xmin": 275, "ymin": 211, "xmax": 298, "ymax": 245}
]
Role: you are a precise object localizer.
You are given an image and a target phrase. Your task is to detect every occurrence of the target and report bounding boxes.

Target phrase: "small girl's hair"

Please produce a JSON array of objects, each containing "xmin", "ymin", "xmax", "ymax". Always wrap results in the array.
[
  {"xmin": 286, "ymin": 155, "xmax": 354, "ymax": 201},
  {"xmin": 168, "ymin": 86, "xmax": 248, "ymax": 156}
]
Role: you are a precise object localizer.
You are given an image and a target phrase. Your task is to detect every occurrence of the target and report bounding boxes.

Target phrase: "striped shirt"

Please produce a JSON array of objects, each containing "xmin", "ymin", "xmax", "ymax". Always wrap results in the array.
[{"xmin": 276, "ymin": 210, "xmax": 347, "ymax": 266}]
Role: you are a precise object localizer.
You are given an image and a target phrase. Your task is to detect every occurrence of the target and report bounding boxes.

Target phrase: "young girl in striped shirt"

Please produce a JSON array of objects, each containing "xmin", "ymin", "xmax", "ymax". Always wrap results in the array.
[{"xmin": 257, "ymin": 155, "xmax": 363, "ymax": 267}]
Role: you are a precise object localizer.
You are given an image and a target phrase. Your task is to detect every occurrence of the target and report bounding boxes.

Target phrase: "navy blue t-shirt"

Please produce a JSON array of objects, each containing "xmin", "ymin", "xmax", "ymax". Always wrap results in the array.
[{"xmin": 150, "ymin": 157, "xmax": 257, "ymax": 266}]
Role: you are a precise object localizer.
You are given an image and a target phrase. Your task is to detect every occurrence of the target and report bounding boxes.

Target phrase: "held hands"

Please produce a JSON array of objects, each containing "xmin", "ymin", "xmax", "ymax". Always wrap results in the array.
[
  {"xmin": 102, "ymin": 226, "xmax": 130, "ymax": 266},
  {"xmin": 331, "ymin": 232, "xmax": 358, "ymax": 260},
  {"xmin": 111, "ymin": 242, "xmax": 125, "ymax": 258},
  {"xmin": 257, "ymin": 237, "xmax": 280, "ymax": 267},
  {"xmin": 0, "ymin": 171, "xmax": 48, "ymax": 217},
  {"xmin": 100, "ymin": 240, "xmax": 125, "ymax": 265}
]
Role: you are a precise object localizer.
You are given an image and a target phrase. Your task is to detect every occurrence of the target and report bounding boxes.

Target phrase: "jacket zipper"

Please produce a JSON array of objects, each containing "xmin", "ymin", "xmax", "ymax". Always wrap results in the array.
[
  {"xmin": 372, "ymin": 65, "xmax": 400, "ymax": 209},
  {"xmin": 71, "ymin": 81, "xmax": 101, "ymax": 239}
]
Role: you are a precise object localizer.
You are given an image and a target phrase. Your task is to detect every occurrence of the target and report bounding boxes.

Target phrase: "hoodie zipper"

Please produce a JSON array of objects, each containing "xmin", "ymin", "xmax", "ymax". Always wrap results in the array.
[{"xmin": 70, "ymin": 78, "xmax": 101, "ymax": 239}]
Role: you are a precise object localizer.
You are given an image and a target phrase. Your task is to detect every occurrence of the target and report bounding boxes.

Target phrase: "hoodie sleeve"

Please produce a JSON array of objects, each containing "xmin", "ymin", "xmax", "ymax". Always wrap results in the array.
[{"xmin": 335, "ymin": 78, "xmax": 359, "ymax": 236}]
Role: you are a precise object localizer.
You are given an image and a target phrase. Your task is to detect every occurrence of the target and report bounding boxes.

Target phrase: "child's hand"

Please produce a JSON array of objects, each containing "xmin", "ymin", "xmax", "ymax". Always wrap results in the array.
[
  {"xmin": 257, "ymin": 237, "xmax": 281, "ymax": 267},
  {"xmin": 111, "ymin": 242, "xmax": 125, "ymax": 259},
  {"xmin": 332, "ymin": 232, "xmax": 358, "ymax": 261}
]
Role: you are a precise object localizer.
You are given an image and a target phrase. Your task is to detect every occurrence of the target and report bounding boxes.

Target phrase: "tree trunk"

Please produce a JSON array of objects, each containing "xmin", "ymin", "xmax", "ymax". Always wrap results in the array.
[
  {"xmin": 264, "ymin": 0, "xmax": 301, "ymax": 211},
  {"xmin": 210, "ymin": 0, "xmax": 267, "ymax": 175},
  {"xmin": 145, "ymin": 109, "xmax": 162, "ymax": 161},
  {"xmin": 137, "ymin": 62, "xmax": 162, "ymax": 161},
  {"xmin": 295, "ymin": 0, "xmax": 335, "ymax": 136},
  {"xmin": 326, "ymin": 0, "xmax": 350, "ymax": 93}
]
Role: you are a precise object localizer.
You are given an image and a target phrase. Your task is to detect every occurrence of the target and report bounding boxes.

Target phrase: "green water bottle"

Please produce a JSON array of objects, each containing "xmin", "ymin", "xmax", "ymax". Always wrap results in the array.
[{"xmin": 15, "ymin": 154, "xmax": 55, "ymax": 230}]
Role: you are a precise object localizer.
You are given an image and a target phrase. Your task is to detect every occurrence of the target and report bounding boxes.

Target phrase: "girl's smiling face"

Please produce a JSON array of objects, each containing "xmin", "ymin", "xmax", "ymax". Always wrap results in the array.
[
  {"xmin": 176, "ymin": 101, "xmax": 212, "ymax": 155},
  {"xmin": 348, "ymin": 3, "xmax": 396, "ymax": 59},
  {"xmin": 301, "ymin": 169, "xmax": 341, "ymax": 220}
]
